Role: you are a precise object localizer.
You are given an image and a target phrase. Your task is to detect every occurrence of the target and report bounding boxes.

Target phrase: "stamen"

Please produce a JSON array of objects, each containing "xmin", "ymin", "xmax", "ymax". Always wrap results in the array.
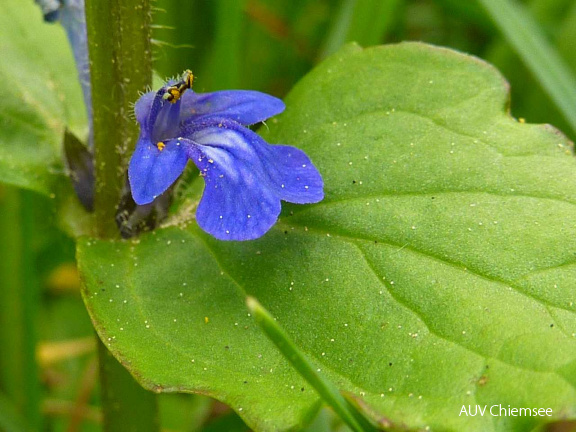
[
  {"xmin": 183, "ymin": 69, "xmax": 194, "ymax": 88},
  {"xmin": 156, "ymin": 142, "xmax": 166, "ymax": 151},
  {"xmin": 162, "ymin": 70, "xmax": 194, "ymax": 104},
  {"xmin": 162, "ymin": 87, "xmax": 181, "ymax": 104}
]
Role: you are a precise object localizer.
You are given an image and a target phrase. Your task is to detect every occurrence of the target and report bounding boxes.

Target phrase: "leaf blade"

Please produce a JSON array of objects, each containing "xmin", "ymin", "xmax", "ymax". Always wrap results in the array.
[
  {"xmin": 79, "ymin": 43, "xmax": 576, "ymax": 431},
  {"xmin": 0, "ymin": 0, "xmax": 86, "ymax": 194}
]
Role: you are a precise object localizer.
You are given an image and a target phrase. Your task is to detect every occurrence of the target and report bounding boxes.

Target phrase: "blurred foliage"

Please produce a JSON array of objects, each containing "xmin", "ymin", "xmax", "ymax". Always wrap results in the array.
[{"xmin": 2, "ymin": 0, "xmax": 576, "ymax": 430}]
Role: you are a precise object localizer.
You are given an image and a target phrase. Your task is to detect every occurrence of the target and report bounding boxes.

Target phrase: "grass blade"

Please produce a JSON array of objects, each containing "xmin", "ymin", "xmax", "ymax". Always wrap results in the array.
[
  {"xmin": 202, "ymin": 0, "xmax": 246, "ymax": 90},
  {"xmin": 246, "ymin": 297, "xmax": 378, "ymax": 432},
  {"xmin": 321, "ymin": 0, "xmax": 402, "ymax": 59},
  {"xmin": 0, "ymin": 188, "xmax": 41, "ymax": 430},
  {"xmin": 0, "ymin": 391, "xmax": 29, "ymax": 432},
  {"xmin": 346, "ymin": 0, "xmax": 402, "ymax": 46},
  {"xmin": 478, "ymin": 0, "xmax": 576, "ymax": 135}
]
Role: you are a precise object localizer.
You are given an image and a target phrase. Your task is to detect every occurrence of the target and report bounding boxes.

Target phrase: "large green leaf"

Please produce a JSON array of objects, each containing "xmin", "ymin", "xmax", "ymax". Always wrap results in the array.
[
  {"xmin": 78, "ymin": 43, "xmax": 576, "ymax": 431},
  {"xmin": 0, "ymin": 0, "xmax": 86, "ymax": 194}
]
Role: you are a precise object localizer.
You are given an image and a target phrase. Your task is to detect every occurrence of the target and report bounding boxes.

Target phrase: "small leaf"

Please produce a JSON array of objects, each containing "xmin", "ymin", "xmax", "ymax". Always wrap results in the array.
[{"xmin": 79, "ymin": 43, "xmax": 576, "ymax": 431}]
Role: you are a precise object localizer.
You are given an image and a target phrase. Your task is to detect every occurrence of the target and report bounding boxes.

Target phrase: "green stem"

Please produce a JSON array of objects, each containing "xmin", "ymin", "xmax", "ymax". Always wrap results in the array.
[
  {"xmin": 478, "ymin": 0, "xmax": 576, "ymax": 135},
  {"xmin": 86, "ymin": 0, "xmax": 153, "ymax": 238},
  {"xmin": 0, "ymin": 188, "xmax": 41, "ymax": 431},
  {"xmin": 85, "ymin": 0, "xmax": 158, "ymax": 428},
  {"xmin": 98, "ymin": 340, "xmax": 159, "ymax": 431},
  {"xmin": 0, "ymin": 390, "xmax": 29, "ymax": 432}
]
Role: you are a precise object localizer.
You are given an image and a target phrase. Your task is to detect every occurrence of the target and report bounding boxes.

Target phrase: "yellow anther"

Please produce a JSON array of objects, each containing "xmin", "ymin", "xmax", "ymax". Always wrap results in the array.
[
  {"xmin": 162, "ymin": 86, "xmax": 181, "ymax": 103},
  {"xmin": 169, "ymin": 87, "xmax": 181, "ymax": 103},
  {"xmin": 183, "ymin": 69, "xmax": 194, "ymax": 88},
  {"xmin": 162, "ymin": 70, "xmax": 194, "ymax": 104},
  {"xmin": 156, "ymin": 142, "xmax": 166, "ymax": 151}
]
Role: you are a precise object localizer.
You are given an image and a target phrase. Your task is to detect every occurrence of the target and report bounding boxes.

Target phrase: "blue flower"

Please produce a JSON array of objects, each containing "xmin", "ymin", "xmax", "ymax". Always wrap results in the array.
[
  {"xmin": 37, "ymin": 0, "xmax": 95, "ymax": 211},
  {"xmin": 37, "ymin": 0, "xmax": 92, "ymax": 141},
  {"xmin": 128, "ymin": 72, "xmax": 324, "ymax": 241}
]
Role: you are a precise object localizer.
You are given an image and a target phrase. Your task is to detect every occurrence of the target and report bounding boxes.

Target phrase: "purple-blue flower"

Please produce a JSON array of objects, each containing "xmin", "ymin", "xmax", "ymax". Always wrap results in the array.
[
  {"xmin": 37, "ymin": 0, "xmax": 92, "ymax": 142},
  {"xmin": 128, "ymin": 73, "xmax": 324, "ymax": 241}
]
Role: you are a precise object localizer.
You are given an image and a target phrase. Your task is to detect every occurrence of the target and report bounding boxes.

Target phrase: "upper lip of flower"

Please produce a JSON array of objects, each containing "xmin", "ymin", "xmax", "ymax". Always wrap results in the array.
[{"xmin": 128, "ymin": 79, "xmax": 324, "ymax": 241}]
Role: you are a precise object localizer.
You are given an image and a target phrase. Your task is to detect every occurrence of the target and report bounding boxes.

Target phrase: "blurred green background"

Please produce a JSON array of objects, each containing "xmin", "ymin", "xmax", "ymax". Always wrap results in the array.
[{"xmin": 2, "ymin": 0, "xmax": 576, "ymax": 430}]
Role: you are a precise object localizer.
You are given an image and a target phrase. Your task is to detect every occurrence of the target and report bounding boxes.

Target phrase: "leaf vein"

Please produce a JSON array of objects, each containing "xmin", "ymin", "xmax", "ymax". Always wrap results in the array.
[
  {"xmin": 353, "ymin": 241, "xmax": 559, "ymax": 376},
  {"xmin": 278, "ymin": 222, "xmax": 576, "ymax": 315}
]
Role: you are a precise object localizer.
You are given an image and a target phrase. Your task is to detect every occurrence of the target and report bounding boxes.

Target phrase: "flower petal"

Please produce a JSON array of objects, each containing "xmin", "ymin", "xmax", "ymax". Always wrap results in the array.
[
  {"xmin": 128, "ymin": 136, "xmax": 189, "ymax": 205},
  {"xmin": 134, "ymin": 87, "xmax": 181, "ymax": 139},
  {"xmin": 251, "ymin": 144, "xmax": 324, "ymax": 204},
  {"xmin": 134, "ymin": 90, "xmax": 155, "ymax": 130},
  {"xmin": 176, "ymin": 132, "xmax": 281, "ymax": 240},
  {"xmin": 179, "ymin": 119, "xmax": 323, "ymax": 240},
  {"xmin": 180, "ymin": 90, "xmax": 285, "ymax": 126},
  {"xmin": 186, "ymin": 118, "xmax": 324, "ymax": 203}
]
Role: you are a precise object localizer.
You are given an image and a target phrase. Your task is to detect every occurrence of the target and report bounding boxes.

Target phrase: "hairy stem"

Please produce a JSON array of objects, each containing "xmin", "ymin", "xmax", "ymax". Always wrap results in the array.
[
  {"xmin": 85, "ymin": 0, "xmax": 158, "ymax": 428},
  {"xmin": 86, "ymin": 0, "xmax": 153, "ymax": 238},
  {"xmin": 0, "ymin": 188, "xmax": 41, "ymax": 430}
]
